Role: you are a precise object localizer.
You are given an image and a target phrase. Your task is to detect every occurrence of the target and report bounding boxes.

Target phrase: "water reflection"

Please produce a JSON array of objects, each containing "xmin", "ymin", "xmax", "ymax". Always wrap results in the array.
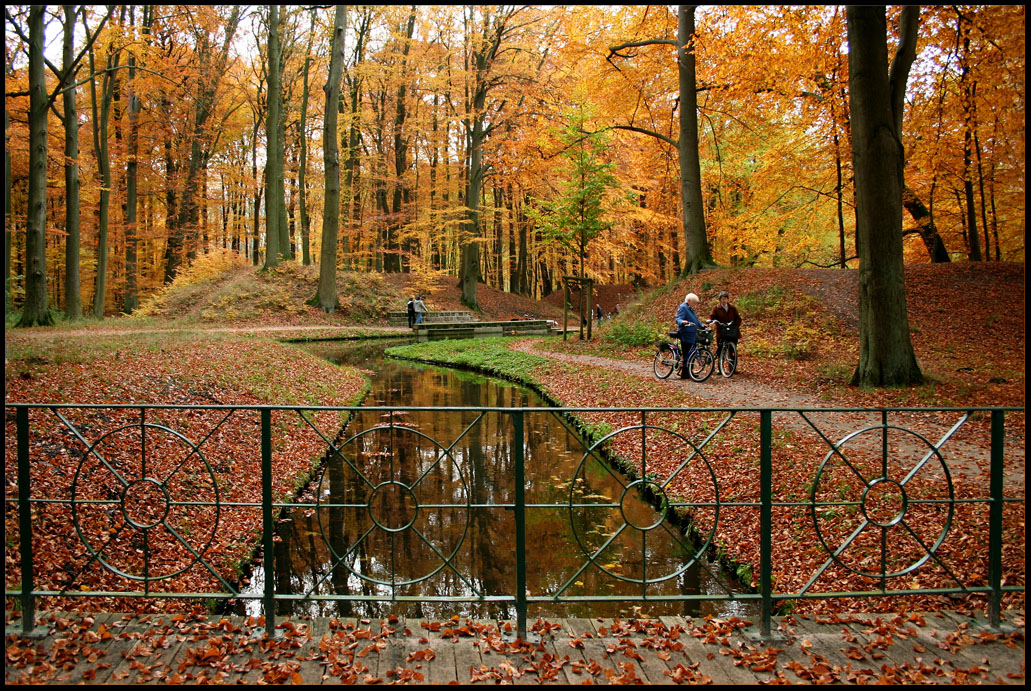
[{"xmin": 243, "ymin": 340, "xmax": 757, "ymax": 621}]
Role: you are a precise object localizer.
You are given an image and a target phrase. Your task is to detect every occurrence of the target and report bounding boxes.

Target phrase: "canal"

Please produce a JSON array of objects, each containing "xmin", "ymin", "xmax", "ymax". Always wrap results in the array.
[{"xmin": 242, "ymin": 339, "xmax": 755, "ymax": 622}]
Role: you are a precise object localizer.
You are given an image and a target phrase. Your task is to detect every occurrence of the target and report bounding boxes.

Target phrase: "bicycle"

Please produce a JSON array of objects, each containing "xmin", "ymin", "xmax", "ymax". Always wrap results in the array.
[
  {"xmin": 710, "ymin": 320, "xmax": 739, "ymax": 378},
  {"xmin": 653, "ymin": 328, "xmax": 715, "ymax": 382}
]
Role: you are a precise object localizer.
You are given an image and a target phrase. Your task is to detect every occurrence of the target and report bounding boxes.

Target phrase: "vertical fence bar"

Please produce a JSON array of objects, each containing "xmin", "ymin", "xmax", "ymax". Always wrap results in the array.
[
  {"xmin": 759, "ymin": 409, "xmax": 773, "ymax": 639},
  {"xmin": 17, "ymin": 407, "xmax": 36, "ymax": 636},
  {"xmin": 988, "ymin": 410, "xmax": 1004, "ymax": 628},
  {"xmin": 514, "ymin": 410, "xmax": 527, "ymax": 639},
  {"xmin": 261, "ymin": 408, "xmax": 276, "ymax": 636}
]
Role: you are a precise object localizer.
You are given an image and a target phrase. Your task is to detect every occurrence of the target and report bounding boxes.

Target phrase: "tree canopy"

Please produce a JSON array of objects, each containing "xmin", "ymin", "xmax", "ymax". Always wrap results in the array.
[{"xmin": 4, "ymin": 5, "xmax": 1024, "ymax": 321}]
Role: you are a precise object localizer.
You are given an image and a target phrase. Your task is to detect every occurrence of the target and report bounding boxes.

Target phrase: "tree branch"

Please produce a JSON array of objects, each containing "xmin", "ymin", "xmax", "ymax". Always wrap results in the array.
[
  {"xmin": 889, "ymin": 5, "xmax": 919, "ymax": 136},
  {"xmin": 608, "ymin": 38, "xmax": 678, "ymax": 54},
  {"xmin": 609, "ymin": 124, "xmax": 678, "ymax": 149},
  {"xmin": 798, "ymin": 256, "xmax": 857, "ymax": 269}
]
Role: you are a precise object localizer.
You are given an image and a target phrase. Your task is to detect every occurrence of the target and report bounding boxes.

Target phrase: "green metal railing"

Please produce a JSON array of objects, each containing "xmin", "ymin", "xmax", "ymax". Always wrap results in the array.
[{"xmin": 5, "ymin": 403, "xmax": 1024, "ymax": 639}]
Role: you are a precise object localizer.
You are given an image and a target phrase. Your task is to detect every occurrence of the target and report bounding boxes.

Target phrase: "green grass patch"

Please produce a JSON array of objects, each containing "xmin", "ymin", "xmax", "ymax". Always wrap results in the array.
[{"xmin": 386, "ymin": 337, "xmax": 549, "ymax": 385}]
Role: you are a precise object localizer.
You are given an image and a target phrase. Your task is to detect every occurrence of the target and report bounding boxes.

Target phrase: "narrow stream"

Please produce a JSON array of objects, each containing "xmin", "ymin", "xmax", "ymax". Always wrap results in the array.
[{"xmin": 243, "ymin": 340, "xmax": 756, "ymax": 622}]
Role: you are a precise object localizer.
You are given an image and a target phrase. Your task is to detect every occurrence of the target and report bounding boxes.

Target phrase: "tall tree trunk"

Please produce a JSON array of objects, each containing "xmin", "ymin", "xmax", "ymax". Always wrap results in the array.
[
  {"xmin": 974, "ymin": 130, "xmax": 991, "ymax": 261},
  {"xmin": 263, "ymin": 5, "xmax": 284, "ymax": 269},
  {"xmin": 458, "ymin": 7, "xmax": 520, "ymax": 310},
  {"xmin": 5, "ymin": 57, "xmax": 12, "ymax": 316},
  {"xmin": 123, "ymin": 6, "xmax": 150, "ymax": 313},
  {"xmin": 164, "ymin": 7, "xmax": 242, "ymax": 282},
  {"xmin": 460, "ymin": 110, "xmax": 485, "ymax": 307},
  {"xmin": 89, "ymin": 29, "xmax": 120, "ymax": 319},
  {"xmin": 297, "ymin": 11, "xmax": 315, "ymax": 266},
  {"xmin": 62, "ymin": 6, "xmax": 83, "ymax": 320},
  {"xmin": 677, "ymin": 5, "xmax": 713, "ymax": 274},
  {"xmin": 847, "ymin": 5, "xmax": 922, "ymax": 386},
  {"xmin": 341, "ymin": 9, "xmax": 370, "ymax": 270},
  {"xmin": 392, "ymin": 7, "xmax": 416, "ymax": 273},
  {"xmin": 314, "ymin": 5, "xmax": 347, "ymax": 313},
  {"xmin": 958, "ymin": 21, "xmax": 981, "ymax": 261},
  {"xmin": 515, "ymin": 194, "xmax": 530, "ymax": 296},
  {"xmin": 18, "ymin": 6, "xmax": 53, "ymax": 326}
]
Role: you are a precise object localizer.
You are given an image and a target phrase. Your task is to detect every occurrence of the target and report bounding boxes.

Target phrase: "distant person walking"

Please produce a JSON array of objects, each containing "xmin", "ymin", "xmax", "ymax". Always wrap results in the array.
[
  {"xmin": 596, "ymin": 304, "xmax": 603, "ymax": 322},
  {"xmin": 407, "ymin": 297, "xmax": 416, "ymax": 329},
  {"xmin": 413, "ymin": 295, "xmax": 428, "ymax": 325}
]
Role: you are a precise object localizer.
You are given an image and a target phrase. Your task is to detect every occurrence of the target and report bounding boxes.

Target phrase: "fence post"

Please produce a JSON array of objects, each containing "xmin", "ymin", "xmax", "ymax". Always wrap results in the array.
[
  {"xmin": 261, "ymin": 408, "xmax": 277, "ymax": 636},
  {"xmin": 17, "ymin": 407, "xmax": 38, "ymax": 637},
  {"xmin": 988, "ymin": 410, "xmax": 1004, "ymax": 628},
  {"xmin": 760, "ymin": 409, "xmax": 773, "ymax": 639},
  {"xmin": 514, "ymin": 410, "xmax": 528, "ymax": 639}
]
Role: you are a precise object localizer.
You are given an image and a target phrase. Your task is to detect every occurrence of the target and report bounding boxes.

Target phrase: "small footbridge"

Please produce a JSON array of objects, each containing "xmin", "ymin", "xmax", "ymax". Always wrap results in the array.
[{"xmin": 386, "ymin": 310, "xmax": 557, "ymax": 339}]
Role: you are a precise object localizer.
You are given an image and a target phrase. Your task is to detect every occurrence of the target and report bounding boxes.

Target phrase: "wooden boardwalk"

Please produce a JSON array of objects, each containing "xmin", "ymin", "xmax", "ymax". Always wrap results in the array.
[{"xmin": 5, "ymin": 610, "xmax": 1024, "ymax": 685}]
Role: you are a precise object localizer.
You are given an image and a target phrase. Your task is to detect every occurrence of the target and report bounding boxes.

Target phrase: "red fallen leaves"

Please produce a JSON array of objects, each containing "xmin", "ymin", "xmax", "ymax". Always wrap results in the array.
[
  {"xmin": 406, "ymin": 648, "xmax": 435, "ymax": 662},
  {"xmin": 5, "ymin": 336, "xmax": 367, "ymax": 613},
  {"xmin": 666, "ymin": 661, "xmax": 713, "ymax": 684},
  {"xmin": 530, "ymin": 617, "xmax": 564, "ymax": 634}
]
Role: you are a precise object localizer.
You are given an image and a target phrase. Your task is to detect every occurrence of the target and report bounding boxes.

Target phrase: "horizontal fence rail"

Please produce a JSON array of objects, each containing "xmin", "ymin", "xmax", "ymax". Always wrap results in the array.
[{"xmin": 5, "ymin": 403, "xmax": 1024, "ymax": 638}]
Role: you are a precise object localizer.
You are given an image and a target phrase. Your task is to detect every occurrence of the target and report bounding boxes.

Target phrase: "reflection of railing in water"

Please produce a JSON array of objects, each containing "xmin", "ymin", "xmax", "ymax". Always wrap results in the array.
[{"xmin": 6, "ymin": 403, "xmax": 1023, "ymax": 639}]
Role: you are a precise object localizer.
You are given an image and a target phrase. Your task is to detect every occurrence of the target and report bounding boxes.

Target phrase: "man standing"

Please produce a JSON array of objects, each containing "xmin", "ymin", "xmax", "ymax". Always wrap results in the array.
[
  {"xmin": 406, "ymin": 296, "xmax": 416, "ymax": 329},
  {"xmin": 675, "ymin": 293, "xmax": 704, "ymax": 379}
]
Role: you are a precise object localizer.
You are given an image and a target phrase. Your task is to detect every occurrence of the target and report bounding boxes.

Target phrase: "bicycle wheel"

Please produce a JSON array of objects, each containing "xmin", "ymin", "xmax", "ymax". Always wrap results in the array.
[
  {"xmin": 687, "ymin": 347, "xmax": 715, "ymax": 382},
  {"xmin": 653, "ymin": 345, "xmax": 678, "ymax": 379},
  {"xmin": 719, "ymin": 341, "xmax": 738, "ymax": 378}
]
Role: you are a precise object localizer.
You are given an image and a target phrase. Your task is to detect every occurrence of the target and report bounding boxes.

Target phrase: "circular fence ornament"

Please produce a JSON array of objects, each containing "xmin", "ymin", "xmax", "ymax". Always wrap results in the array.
[
  {"xmin": 568, "ymin": 424, "xmax": 719, "ymax": 585},
  {"xmin": 809, "ymin": 425, "xmax": 954, "ymax": 581},
  {"xmin": 71, "ymin": 423, "xmax": 220, "ymax": 582},
  {"xmin": 315, "ymin": 423, "xmax": 471, "ymax": 588}
]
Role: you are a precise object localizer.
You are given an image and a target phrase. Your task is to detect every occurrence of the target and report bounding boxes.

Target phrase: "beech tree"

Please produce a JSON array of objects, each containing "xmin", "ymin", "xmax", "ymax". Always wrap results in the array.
[
  {"xmin": 16, "ymin": 6, "xmax": 51, "ymax": 326},
  {"xmin": 847, "ymin": 5, "xmax": 923, "ymax": 386},
  {"xmin": 263, "ymin": 5, "xmax": 284, "ymax": 270},
  {"xmin": 608, "ymin": 5, "xmax": 713, "ymax": 276},
  {"xmin": 313, "ymin": 5, "xmax": 347, "ymax": 313},
  {"xmin": 61, "ymin": 6, "xmax": 83, "ymax": 320},
  {"xmin": 458, "ymin": 5, "xmax": 526, "ymax": 310},
  {"xmin": 87, "ymin": 11, "xmax": 121, "ymax": 318}
]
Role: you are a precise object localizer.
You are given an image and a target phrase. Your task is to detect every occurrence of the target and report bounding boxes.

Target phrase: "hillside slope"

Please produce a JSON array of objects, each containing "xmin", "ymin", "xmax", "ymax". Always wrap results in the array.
[
  {"xmin": 132, "ymin": 252, "xmax": 561, "ymax": 326},
  {"xmin": 590, "ymin": 262, "xmax": 1024, "ymax": 407}
]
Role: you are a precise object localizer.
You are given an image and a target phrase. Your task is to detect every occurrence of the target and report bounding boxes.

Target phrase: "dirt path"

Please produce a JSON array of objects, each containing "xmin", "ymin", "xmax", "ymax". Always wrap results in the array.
[
  {"xmin": 512, "ymin": 340, "xmax": 1025, "ymax": 491},
  {"xmin": 6, "ymin": 324, "xmax": 406, "ymax": 339}
]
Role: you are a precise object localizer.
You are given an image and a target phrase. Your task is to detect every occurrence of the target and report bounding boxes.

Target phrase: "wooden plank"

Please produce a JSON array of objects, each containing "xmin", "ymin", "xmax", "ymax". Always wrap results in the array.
[
  {"xmin": 781, "ymin": 616, "xmax": 882, "ymax": 684},
  {"xmin": 565, "ymin": 617, "xmax": 641, "ymax": 684},
  {"xmin": 658, "ymin": 615, "xmax": 762, "ymax": 685},
  {"xmin": 585, "ymin": 617, "xmax": 673, "ymax": 684},
  {"xmin": 8, "ymin": 613, "xmax": 125, "ymax": 685},
  {"xmin": 518, "ymin": 624, "xmax": 577, "ymax": 685}
]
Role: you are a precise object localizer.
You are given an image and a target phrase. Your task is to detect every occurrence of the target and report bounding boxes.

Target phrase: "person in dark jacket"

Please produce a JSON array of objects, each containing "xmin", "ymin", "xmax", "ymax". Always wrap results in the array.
[
  {"xmin": 709, "ymin": 291, "xmax": 742, "ymax": 347},
  {"xmin": 675, "ymin": 293, "xmax": 704, "ymax": 379},
  {"xmin": 407, "ymin": 297, "xmax": 416, "ymax": 328}
]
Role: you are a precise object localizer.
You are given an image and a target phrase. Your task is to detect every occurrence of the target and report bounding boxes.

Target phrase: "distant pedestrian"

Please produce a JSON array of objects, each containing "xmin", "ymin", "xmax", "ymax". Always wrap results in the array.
[
  {"xmin": 596, "ymin": 304, "xmax": 603, "ymax": 322},
  {"xmin": 413, "ymin": 295, "xmax": 428, "ymax": 325},
  {"xmin": 406, "ymin": 296, "xmax": 416, "ymax": 328}
]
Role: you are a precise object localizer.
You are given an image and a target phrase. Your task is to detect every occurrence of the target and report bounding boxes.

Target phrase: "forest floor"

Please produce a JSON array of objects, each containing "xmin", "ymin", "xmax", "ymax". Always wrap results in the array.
[{"xmin": 4, "ymin": 261, "xmax": 1026, "ymax": 684}]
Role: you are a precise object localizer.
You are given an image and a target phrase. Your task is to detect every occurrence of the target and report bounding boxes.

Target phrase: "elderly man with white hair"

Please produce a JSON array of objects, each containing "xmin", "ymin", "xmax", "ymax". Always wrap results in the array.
[{"xmin": 675, "ymin": 292, "xmax": 705, "ymax": 379}]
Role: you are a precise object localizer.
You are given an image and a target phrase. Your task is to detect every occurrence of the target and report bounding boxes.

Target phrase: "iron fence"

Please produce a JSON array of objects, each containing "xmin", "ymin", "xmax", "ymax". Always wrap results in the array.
[{"xmin": 5, "ymin": 403, "xmax": 1023, "ymax": 638}]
